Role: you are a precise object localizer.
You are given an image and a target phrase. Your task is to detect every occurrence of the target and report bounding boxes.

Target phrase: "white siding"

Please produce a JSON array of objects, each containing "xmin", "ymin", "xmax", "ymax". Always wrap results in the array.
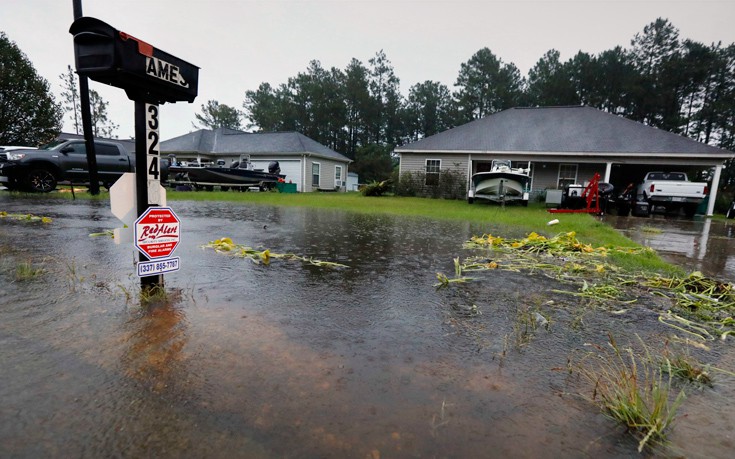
[
  {"xmin": 251, "ymin": 159, "xmax": 302, "ymax": 191},
  {"xmin": 400, "ymin": 153, "xmax": 469, "ymax": 176},
  {"xmin": 304, "ymin": 157, "xmax": 350, "ymax": 192}
]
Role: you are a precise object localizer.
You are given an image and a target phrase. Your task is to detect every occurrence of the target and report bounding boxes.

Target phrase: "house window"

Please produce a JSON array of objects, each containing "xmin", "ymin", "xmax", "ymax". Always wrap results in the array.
[
  {"xmin": 557, "ymin": 164, "xmax": 578, "ymax": 189},
  {"xmin": 312, "ymin": 162, "xmax": 320, "ymax": 187},
  {"xmin": 335, "ymin": 165, "xmax": 343, "ymax": 187},
  {"xmin": 425, "ymin": 159, "xmax": 441, "ymax": 186}
]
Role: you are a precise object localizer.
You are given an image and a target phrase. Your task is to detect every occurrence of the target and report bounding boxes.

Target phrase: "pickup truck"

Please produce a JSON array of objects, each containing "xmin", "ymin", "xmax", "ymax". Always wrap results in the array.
[
  {"xmin": 0, "ymin": 139, "xmax": 166, "ymax": 192},
  {"xmin": 635, "ymin": 171, "xmax": 707, "ymax": 217}
]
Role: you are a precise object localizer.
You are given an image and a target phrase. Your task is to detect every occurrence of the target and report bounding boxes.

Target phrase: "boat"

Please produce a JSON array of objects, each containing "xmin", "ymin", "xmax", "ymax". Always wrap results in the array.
[
  {"xmin": 169, "ymin": 154, "xmax": 285, "ymax": 191},
  {"xmin": 467, "ymin": 159, "xmax": 531, "ymax": 205}
]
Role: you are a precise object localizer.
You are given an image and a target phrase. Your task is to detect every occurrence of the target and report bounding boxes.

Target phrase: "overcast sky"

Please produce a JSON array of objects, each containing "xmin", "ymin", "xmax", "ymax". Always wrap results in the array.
[{"xmin": 4, "ymin": 0, "xmax": 735, "ymax": 142}]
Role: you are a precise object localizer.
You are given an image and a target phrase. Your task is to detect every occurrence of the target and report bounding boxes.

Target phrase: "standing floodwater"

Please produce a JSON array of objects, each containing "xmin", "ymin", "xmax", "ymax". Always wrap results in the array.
[
  {"xmin": 608, "ymin": 214, "xmax": 735, "ymax": 282},
  {"xmin": 1, "ymin": 195, "xmax": 733, "ymax": 458}
]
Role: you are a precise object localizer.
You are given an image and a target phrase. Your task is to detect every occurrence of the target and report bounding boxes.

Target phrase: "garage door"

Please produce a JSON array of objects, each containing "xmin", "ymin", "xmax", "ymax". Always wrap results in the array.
[{"xmin": 251, "ymin": 159, "xmax": 303, "ymax": 191}]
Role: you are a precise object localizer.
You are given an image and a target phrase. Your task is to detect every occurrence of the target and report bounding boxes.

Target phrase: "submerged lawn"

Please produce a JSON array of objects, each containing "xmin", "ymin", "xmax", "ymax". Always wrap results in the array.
[
  {"xmin": 167, "ymin": 191, "xmax": 680, "ymax": 276},
  {"xmin": 11, "ymin": 189, "xmax": 681, "ymax": 275}
]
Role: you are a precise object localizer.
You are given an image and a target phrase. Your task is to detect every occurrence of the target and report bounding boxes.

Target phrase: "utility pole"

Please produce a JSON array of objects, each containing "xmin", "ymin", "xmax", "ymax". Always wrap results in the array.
[{"xmin": 72, "ymin": 0, "xmax": 100, "ymax": 195}]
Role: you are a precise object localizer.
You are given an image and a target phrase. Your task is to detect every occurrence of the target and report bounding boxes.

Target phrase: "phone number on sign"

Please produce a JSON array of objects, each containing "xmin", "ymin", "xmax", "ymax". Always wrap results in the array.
[{"xmin": 137, "ymin": 257, "xmax": 180, "ymax": 277}]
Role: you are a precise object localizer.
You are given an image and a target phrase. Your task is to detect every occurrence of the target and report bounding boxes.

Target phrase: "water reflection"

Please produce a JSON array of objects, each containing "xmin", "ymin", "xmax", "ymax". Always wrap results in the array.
[
  {"xmin": 608, "ymin": 215, "xmax": 735, "ymax": 281},
  {"xmin": 121, "ymin": 297, "xmax": 189, "ymax": 393}
]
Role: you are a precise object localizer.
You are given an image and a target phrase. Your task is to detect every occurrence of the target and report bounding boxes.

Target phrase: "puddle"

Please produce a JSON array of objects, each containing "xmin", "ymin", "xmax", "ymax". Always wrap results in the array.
[{"xmin": 1, "ymin": 194, "xmax": 733, "ymax": 458}]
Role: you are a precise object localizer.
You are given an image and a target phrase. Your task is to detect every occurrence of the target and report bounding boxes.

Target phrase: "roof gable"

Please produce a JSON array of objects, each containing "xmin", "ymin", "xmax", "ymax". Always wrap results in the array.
[{"xmin": 396, "ymin": 106, "xmax": 732, "ymax": 157}]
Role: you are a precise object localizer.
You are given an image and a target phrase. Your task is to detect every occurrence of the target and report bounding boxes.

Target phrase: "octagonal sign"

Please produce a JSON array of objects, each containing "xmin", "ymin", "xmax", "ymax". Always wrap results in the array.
[{"xmin": 134, "ymin": 206, "xmax": 180, "ymax": 259}]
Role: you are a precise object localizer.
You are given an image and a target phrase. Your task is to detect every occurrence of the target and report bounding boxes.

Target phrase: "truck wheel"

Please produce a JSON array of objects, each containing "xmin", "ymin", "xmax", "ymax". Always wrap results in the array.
[{"xmin": 26, "ymin": 168, "xmax": 57, "ymax": 192}]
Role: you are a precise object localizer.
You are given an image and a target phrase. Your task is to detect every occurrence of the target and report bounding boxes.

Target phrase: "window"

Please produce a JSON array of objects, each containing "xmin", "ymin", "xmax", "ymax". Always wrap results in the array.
[
  {"xmin": 95, "ymin": 144, "xmax": 120, "ymax": 156},
  {"xmin": 312, "ymin": 162, "xmax": 320, "ymax": 187},
  {"xmin": 62, "ymin": 142, "xmax": 85, "ymax": 155},
  {"xmin": 335, "ymin": 165, "xmax": 342, "ymax": 187},
  {"xmin": 425, "ymin": 159, "xmax": 441, "ymax": 186},
  {"xmin": 557, "ymin": 164, "xmax": 578, "ymax": 189}
]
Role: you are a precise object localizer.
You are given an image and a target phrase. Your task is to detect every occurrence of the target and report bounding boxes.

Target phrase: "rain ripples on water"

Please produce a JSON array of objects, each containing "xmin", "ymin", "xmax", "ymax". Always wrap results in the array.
[{"xmin": 1, "ymin": 194, "xmax": 734, "ymax": 458}]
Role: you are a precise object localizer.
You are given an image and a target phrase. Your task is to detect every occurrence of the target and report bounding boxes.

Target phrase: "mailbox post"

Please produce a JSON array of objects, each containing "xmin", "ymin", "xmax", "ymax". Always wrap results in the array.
[{"xmin": 70, "ymin": 17, "xmax": 198, "ymax": 289}]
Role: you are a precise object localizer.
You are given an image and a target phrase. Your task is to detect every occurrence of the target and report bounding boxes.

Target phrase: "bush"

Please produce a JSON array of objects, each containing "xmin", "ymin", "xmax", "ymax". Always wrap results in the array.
[
  {"xmin": 361, "ymin": 180, "xmax": 391, "ymax": 197},
  {"xmin": 714, "ymin": 190, "xmax": 734, "ymax": 214},
  {"xmin": 394, "ymin": 171, "xmax": 424, "ymax": 197},
  {"xmin": 394, "ymin": 169, "xmax": 467, "ymax": 200}
]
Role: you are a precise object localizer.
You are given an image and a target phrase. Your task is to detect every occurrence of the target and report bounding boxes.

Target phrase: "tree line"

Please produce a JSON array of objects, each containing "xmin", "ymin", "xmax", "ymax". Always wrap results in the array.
[{"xmin": 197, "ymin": 18, "xmax": 735, "ymax": 185}]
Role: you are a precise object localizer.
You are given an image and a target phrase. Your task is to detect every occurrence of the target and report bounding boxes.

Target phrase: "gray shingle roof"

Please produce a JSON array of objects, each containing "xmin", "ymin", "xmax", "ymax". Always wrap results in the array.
[
  {"xmin": 161, "ymin": 128, "xmax": 351, "ymax": 162},
  {"xmin": 396, "ymin": 106, "xmax": 733, "ymax": 158}
]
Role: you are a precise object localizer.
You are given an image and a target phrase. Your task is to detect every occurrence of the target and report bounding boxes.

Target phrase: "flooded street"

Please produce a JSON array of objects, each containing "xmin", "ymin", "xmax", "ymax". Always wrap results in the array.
[{"xmin": 1, "ymin": 195, "xmax": 734, "ymax": 458}]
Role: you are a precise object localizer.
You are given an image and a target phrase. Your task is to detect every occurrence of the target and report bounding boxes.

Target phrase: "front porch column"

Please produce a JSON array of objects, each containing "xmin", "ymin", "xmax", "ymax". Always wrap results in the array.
[
  {"xmin": 706, "ymin": 164, "xmax": 723, "ymax": 217},
  {"xmin": 467, "ymin": 155, "xmax": 473, "ymax": 192},
  {"xmin": 603, "ymin": 162, "xmax": 612, "ymax": 183}
]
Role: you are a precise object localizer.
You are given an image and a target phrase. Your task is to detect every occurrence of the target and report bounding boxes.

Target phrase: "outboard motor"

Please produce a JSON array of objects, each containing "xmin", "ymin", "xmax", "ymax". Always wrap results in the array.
[
  {"xmin": 597, "ymin": 182, "xmax": 615, "ymax": 214},
  {"xmin": 727, "ymin": 199, "xmax": 735, "ymax": 219},
  {"xmin": 268, "ymin": 161, "xmax": 281, "ymax": 175},
  {"xmin": 615, "ymin": 183, "xmax": 635, "ymax": 216}
]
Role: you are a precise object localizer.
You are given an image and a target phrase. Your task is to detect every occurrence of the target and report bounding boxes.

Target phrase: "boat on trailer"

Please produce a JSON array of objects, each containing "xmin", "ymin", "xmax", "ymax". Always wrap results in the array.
[
  {"xmin": 468, "ymin": 159, "xmax": 531, "ymax": 206},
  {"xmin": 169, "ymin": 154, "xmax": 284, "ymax": 191}
]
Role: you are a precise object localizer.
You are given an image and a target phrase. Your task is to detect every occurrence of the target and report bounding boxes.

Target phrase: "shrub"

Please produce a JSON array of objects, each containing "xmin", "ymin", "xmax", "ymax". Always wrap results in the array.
[
  {"xmin": 361, "ymin": 180, "xmax": 391, "ymax": 197},
  {"xmin": 714, "ymin": 190, "xmax": 733, "ymax": 214},
  {"xmin": 395, "ymin": 169, "xmax": 467, "ymax": 200},
  {"xmin": 394, "ymin": 171, "xmax": 424, "ymax": 197}
]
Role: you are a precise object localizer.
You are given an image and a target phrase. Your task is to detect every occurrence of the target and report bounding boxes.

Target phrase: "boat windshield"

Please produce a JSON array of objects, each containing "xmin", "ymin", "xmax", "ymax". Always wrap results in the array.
[{"xmin": 491, "ymin": 160, "xmax": 512, "ymax": 170}]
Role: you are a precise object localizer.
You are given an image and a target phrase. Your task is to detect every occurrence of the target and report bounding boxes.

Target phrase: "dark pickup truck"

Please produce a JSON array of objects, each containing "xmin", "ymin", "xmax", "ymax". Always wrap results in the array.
[{"xmin": 0, "ymin": 139, "xmax": 165, "ymax": 192}]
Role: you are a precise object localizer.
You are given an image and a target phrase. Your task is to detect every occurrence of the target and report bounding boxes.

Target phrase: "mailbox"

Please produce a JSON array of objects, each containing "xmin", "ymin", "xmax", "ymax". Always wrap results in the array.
[{"xmin": 70, "ymin": 17, "xmax": 199, "ymax": 104}]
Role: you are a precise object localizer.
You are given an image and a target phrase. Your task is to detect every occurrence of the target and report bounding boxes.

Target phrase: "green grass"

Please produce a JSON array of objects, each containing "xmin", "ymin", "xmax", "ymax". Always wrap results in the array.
[
  {"xmin": 578, "ymin": 335, "xmax": 686, "ymax": 452},
  {"xmin": 15, "ymin": 260, "xmax": 44, "ymax": 281},
  {"xmin": 662, "ymin": 354, "xmax": 713, "ymax": 387},
  {"xmin": 166, "ymin": 192, "xmax": 639, "ymax": 237}
]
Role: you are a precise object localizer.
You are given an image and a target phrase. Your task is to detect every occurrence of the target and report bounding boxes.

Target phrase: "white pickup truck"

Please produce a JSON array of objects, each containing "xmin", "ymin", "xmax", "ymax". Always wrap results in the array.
[{"xmin": 636, "ymin": 171, "xmax": 707, "ymax": 217}]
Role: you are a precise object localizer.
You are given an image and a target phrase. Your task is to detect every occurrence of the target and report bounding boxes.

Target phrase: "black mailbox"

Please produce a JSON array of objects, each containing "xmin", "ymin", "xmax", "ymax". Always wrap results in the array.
[{"xmin": 70, "ymin": 17, "xmax": 199, "ymax": 104}]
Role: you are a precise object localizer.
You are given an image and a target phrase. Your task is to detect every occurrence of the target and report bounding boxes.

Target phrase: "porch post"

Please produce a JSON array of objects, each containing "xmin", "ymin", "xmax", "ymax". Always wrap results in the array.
[
  {"xmin": 706, "ymin": 164, "xmax": 722, "ymax": 217},
  {"xmin": 467, "ymin": 154, "xmax": 473, "ymax": 192},
  {"xmin": 604, "ymin": 162, "xmax": 612, "ymax": 183}
]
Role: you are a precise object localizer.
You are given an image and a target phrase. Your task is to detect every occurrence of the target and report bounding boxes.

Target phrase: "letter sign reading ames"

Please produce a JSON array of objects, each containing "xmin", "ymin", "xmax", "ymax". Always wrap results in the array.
[
  {"xmin": 146, "ymin": 56, "xmax": 189, "ymax": 88},
  {"xmin": 134, "ymin": 207, "xmax": 181, "ymax": 260}
]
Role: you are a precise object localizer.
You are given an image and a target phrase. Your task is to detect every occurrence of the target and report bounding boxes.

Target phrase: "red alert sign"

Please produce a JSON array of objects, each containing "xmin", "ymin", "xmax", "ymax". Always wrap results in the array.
[{"xmin": 134, "ymin": 206, "xmax": 180, "ymax": 259}]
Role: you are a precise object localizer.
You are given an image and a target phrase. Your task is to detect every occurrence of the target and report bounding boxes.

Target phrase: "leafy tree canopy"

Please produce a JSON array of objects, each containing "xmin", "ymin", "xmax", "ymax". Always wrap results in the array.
[
  {"xmin": 0, "ymin": 32, "xmax": 61, "ymax": 146},
  {"xmin": 195, "ymin": 99, "xmax": 243, "ymax": 130},
  {"xmin": 351, "ymin": 143, "xmax": 394, "ymax": 183}
]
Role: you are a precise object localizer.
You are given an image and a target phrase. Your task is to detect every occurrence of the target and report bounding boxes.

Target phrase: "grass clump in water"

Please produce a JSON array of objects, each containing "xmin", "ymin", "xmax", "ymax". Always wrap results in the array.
[
  {"xmin": 0, "ymin": 211, "xmax": 52, "ymax": 223},
  {"xmin": 576, "ymin": 334, "xmax": 685, "ymax": 452},
  {"xmin": 15, "ymin": 260, "xmax": 44, "ymax": 281},
  {"xmin": 140, "ymin": 284, "xmax": 169, "ymax": 306},
  {"xmin": 202, "ymin": 237, "xmax": 348, "ymax": 268},
  {"xmin": 662, "ymin": 353, "xmax": 713, "ymax": 387}
]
